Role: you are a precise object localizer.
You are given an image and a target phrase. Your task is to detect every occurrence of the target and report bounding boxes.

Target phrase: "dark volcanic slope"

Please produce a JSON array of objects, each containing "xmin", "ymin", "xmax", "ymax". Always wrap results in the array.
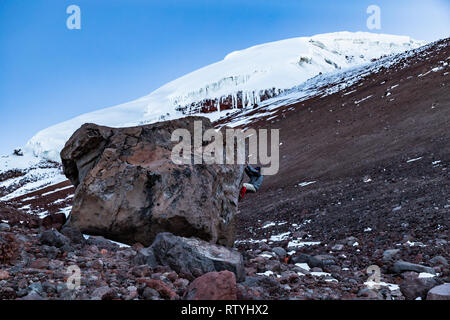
[{"xmin": 235, "ymin": 38, "xmax": 449, "ymax": 258}]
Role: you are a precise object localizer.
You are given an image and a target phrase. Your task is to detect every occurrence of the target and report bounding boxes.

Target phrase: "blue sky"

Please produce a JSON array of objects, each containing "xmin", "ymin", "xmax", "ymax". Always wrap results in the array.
[{"xmin": 0, "ymin": 0, "xmax": 449, "ymax": 154}]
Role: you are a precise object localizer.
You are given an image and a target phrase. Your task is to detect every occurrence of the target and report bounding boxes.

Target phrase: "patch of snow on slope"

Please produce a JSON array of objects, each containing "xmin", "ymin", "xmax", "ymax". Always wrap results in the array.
[{"xmin": 220, "ymin": 38, "xmax": 435, "ymax": 128}]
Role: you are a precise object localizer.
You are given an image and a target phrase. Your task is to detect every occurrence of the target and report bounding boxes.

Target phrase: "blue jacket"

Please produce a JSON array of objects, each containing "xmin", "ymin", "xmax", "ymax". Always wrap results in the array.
[{"xmin": 245, "ymin": 165, "xmax": 264, "ymax": 191}]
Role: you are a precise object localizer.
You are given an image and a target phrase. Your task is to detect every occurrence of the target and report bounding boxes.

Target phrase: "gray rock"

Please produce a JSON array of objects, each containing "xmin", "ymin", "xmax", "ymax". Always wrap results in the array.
[
  {"xmin": 28, "ymin": 283, "xmax": 44, "ymax": 296},
  {"xmin": 19, "ymin": 291, "xmax": 46, "ymax": 300},
  {"xmin": 16, "ymin": 289, "xmax": 28, "ymax": 298},
  {"xmin": 266, "ymin": 260, "xmax": 282, "ymax": 273},
  {"xmin": 393, "ymin": 261, "xmax": 436, "ymax": 275},
  {"xmin": 91, "ymin": 286, "xmax": 117, "ymax": 300},
  {"xmin": 382, "ymin": 249, "xmax": 400, "ymax": 262},
  {"xmin": 56, "ymin": 283, "xmax": 67, "ymax": 294},
  {"xmin": 272, "ymin": 247, "xmax": 287, "ymax": 258},
  {"xmin": 427, "ymin": 283, "xmax": 450, "ymax": 300},
  {"xmin": 42, "ymin": 281, "xmax": 57, "ymax": 294},
  {"xmin": 41, "ymin": 245, "xmax": 60, "ymax": 260},
  {"xmin": 151, "ymin": 232, "xmax": 245, "ymax": 282},
  {"xmin": 142, "ymin": 287, "xmax": 161, "ymax": 300},
  {"xmin": 39, "ymin": 229, "xmax": 70, "ymax": 248},
  {"xmin": 0, "ymin": 223, "xmax": 10, "ymax": 232},
  {"xmin": 60, "ymin": 290, "xmax": 77, "ymax": 300},
  {"xmin": 241, "ymin": 275, "xmax": 280, "ymax": 290},
  {"xmin": 15, "ymin": 234, "xmax": 30, "ymax": 242},
  {"xmin": 133, "ymin": 247, "xmax": 158, "ymax": 268}
]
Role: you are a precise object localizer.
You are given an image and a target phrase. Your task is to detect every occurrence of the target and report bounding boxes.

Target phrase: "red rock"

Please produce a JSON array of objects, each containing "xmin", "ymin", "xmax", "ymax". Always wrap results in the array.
[
  {"xmin": 91, "ymin": 286, "xmax": 117, "ymax": 300},
  {"xmin": 184, "ymin": 271, "xmax": 237, "ymax": 300},
  {"xmin": 138, "ymin": 278, "xmax": 177, "ymax": 299}
]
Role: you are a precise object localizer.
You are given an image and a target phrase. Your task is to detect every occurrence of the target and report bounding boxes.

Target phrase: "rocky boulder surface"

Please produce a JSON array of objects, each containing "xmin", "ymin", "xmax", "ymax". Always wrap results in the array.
[{"xmin": 61, "ymin": 117, "xmax": 244, "ymax": 247}]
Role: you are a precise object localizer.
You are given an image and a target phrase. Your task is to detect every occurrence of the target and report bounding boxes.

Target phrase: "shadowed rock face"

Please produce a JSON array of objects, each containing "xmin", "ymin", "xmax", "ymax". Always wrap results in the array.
[{"xmin": 61, "ymin": 117, "xmax": 244, "ymax": 247}]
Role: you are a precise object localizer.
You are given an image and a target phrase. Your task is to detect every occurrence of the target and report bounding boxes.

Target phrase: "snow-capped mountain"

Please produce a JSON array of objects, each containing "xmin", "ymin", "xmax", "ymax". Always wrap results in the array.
[{"xmin": 25, "ymin": 32, "xmax": 425, "ymax": 161}]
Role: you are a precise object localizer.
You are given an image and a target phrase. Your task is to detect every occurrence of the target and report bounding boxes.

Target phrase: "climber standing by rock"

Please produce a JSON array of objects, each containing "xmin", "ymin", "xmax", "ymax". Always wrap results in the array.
[{"xmin": 239, "ymin": 162, "xmax": 263, "ymax": 200}]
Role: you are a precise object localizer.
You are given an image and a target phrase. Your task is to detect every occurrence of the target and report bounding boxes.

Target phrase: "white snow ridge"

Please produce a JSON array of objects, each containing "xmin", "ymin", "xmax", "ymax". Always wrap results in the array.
[{"xmin": 23, "ymin": 32, "xmax": 424, "ymax": 162}]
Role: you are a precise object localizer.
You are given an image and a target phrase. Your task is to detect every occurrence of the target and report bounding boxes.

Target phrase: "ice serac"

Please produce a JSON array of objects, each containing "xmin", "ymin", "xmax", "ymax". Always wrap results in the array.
[
  {"xmin": 61, "ymin": 117, "xmax": 245, "ymax": 247},
  {"xmin": 26, "ymin": 32, "xmax": 426, "ymax": 161}
]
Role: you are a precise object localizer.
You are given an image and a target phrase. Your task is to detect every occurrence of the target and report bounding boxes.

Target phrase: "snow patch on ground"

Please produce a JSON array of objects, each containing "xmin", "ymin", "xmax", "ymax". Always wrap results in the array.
[
  {"xmin": 295, "ymin": 263, "xmax": 311, "ymax": 271},
  {"xmin": 407, "ymin": 157, "xmax": 423, "ymax": 163},
  {"xmin": 418, "ymin": 272, "xmax": 436, "ymax": 279},
  {"xmin": 297, "ymin": 181, "xmax": 317, "ymax": 187}
]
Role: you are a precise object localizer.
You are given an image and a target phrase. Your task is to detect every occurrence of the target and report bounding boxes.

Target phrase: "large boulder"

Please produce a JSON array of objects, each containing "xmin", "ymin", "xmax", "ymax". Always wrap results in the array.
[
  {"xmin": 61, "ymin": 117, "xmax": 244, "ymax": 247},
  {"xmin": 150, "ymin": 232, "xmax": 246, "ymax": 282}
]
